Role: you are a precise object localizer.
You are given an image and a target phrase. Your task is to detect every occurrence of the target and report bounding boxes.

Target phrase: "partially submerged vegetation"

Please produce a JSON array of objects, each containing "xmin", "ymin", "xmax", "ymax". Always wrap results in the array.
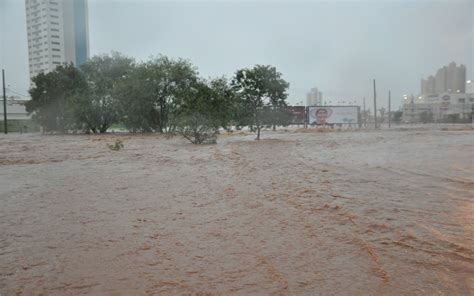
[
  {"xmin": 25, "ymin": 52, "xmax": 292, "ymax": 144},
  {"xmin": 106, "ymin": 139, "xmax": 124, "ymax": 151}
]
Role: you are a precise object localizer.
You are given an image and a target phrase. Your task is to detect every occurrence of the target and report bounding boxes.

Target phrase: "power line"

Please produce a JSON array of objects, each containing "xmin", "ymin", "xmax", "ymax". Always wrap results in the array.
[{"xmin": 6, "ymin": 88, "xmax": 29, "ymax": 98}]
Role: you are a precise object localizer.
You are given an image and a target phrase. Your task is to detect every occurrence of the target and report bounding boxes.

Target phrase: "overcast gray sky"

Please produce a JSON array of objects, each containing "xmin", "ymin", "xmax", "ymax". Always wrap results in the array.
[{"xmin": 1, "ymin": 0, "xmax": 473, "ymax": 109}]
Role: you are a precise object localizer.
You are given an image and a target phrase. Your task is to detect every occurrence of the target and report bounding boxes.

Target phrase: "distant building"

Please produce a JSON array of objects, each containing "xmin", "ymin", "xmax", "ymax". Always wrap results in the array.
[
  {"xmin": 306, "ymin": 87, "xmax": 323, "ymax": 106},
  {"xmin": 421, "ymin": 62, "xmax": 466, "ymax": 95},
  {"xmin": 421, "ymin": 75, "xmax": 435, "ymax": 95},
  {"xmin": 0, "ymin": 97, "xmax": 31, "ymax": 120},
  {"xmin": 25, "ymin": 0, "xmax": 90, "ymax": 81},
  {"xmin": 402, "ymin": 92, "xmax": 474, "ymax": 123}
]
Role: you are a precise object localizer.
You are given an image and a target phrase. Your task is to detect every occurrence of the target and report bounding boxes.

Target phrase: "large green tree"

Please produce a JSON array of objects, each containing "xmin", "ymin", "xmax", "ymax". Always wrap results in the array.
[
  {"xmin": 232, "ymin": 65, "xmax": 289, "ymax": 139},
  {"xmin": 174, "ymin": 77, "xmax": 237, "ymax": 143},
  {"xmin": 77, "ymin": 52, "xmax": 135, "ymax": 133},
  {"xmin": 116, "ymin": 55, "xmax": 198, "ymax": 133},
  {"xmin": 26, "ymin": 64, "xmax": 87, "ymax": 133}
]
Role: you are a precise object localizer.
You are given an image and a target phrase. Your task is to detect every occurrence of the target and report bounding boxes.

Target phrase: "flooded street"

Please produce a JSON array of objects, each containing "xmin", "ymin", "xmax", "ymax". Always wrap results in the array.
[{"xmin": 0, "ymin": 127, "xmax": 473, "ymax": 295}]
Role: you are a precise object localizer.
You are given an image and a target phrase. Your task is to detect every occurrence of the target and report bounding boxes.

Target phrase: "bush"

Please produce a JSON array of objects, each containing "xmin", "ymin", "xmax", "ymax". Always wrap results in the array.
[
  {"xmin": 175, "ymin": 115, "xmax": 219, "ymax": 144},
  {"xmin": 107, "ymin": 139, "xmax": 124, "ymax": 151}
]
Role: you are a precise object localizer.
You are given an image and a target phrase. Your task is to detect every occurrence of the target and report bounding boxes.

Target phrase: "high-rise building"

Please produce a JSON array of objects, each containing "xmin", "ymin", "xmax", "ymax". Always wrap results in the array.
[
  {"xmin": 446, "ymin": 62, "xmax": 466, "ymax": 93},
  {"xmin": 25, "ymin": 0, "xmax": 90, "ymax": 81},
  {"xmin": 421, "ymin": 62, "xmax": 466, "ymax": 95},
  {"xmin": 421, "ymin": 75, "xmax": 435, "ymax": 95},
  {"xmin": 306, "ymin": 87, "xmax": 323, "ymax": 106},
  {"xmin": 434, "ymin": 66, "xmax": 447, "ymax": 94}
]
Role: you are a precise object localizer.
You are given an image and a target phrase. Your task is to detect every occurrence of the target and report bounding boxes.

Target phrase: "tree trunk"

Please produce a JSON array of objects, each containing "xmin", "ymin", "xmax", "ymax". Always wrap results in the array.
[{"xmin": 257, "ymin": 126, "xmax": 261, "ymax": 140}]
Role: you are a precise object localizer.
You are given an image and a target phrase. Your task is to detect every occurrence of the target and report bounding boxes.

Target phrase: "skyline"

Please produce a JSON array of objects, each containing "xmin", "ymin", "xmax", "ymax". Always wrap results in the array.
[
  {"xmin": 25, "ymin": 0, "xmax": 90, "ymax": 81},
  {"xmin": 1, "ymin": 0, "xmax": 473, "ymax": 110}
]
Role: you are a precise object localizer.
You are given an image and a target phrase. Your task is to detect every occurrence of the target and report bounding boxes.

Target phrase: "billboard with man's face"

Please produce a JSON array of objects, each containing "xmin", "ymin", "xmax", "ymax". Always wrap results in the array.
[{"xmin": 308, "ymin": 106, "xmax": 359, "ymax": 125}]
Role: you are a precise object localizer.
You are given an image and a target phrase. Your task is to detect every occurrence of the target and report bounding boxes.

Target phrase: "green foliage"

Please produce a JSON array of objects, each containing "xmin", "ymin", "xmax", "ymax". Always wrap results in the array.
[
  {"xmin": 378, "ymin": 107, "xmax": 386, "ymax": 123},
  {"xmin": 173, "ymin": 78, "xmax": 235, "ymax": 144},
  {"xmin": 232, "ymin": 65, "xmax": 289, "ymax": 139},
  {"xmin": 25, "ymin": 52, "xmax": 291, "ymax": 138},
  {"xmin": 392, "ymin": 111, "xmax": 403, "ymax": 123},
  {"xmin": 26, "ymin": 64, "xmax": 87, "ymax": 133},
  {"xmin": 176, "ymin": 115, "xmax": 219, "ymax": 144},
  {"xmin": 116, "ymin": 55, "xmax": 198, "ymax": 133},
  {"xmin": 419, "ymin": 111, "xmax": 434, "ymax": 124},
  {"xmin": 77, "ymin": 52, "xmax": 135, "ymax": 133},
  {"xmin": 107, "ymin": 139, "xmax": 124, "ymax": 151},
  {"xmin": 446, "ymin": 114, "xmax": 460, "ymax": 123}
]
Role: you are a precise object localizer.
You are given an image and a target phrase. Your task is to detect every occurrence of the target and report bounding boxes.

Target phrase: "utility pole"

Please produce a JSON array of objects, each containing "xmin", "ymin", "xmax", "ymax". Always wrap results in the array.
[
  {"xmin": 2, "ymin": 69, "xmax": 7, "ymax": 134},
  {"xmin": 373, "ymin": 79, "xmax": 377, "ymax": 129},
  {"xmin": 388, "ymin": 90, "xmax": 391, "ymax": 128},
  {"xmin": 363, "ymin": 96, "xmax": 366, "ymax": 127}
]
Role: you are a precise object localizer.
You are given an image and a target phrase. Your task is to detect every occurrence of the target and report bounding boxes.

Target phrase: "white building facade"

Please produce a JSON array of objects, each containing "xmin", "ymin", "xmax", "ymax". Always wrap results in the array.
[
  {"xmin": 25, "ymin": 0, "xmax": 90, "ymax": 81},
  {"xmin": 402, "ymin": 92, "xmax": 474, "ymax": 122}
]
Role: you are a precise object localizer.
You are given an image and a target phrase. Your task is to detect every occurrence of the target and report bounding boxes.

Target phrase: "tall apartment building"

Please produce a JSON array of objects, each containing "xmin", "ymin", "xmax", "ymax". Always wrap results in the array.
[
  {"xmin": 25, "ymin": 0, "xmax": 89, "ymax": 81},
  {"xmin": 306, "ymin": 87, "xmax": 323, "ymax": 106},
  {"xmin": 421, "ymin": 75, "xmax": 435, "ymax": 95},
  {"xmin": 421, "ymin": 62, "xmax": 466, "ymax": 95}
]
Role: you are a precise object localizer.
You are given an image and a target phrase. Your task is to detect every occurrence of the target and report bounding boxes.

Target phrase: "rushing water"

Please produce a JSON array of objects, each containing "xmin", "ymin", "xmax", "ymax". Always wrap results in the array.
[{"xmin": 0, "ymin": 127, "xmax": 473, "ymax": 295}]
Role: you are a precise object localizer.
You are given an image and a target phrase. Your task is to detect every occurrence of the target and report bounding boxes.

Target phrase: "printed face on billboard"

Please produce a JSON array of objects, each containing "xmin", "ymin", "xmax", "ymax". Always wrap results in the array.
[
  {"xmin": 314, "ymin": 108, "xmax": 331, "ymax": 125},
  {"xmin": 308, "ymin": 106, "xmax": 358, "ymax": 125}
]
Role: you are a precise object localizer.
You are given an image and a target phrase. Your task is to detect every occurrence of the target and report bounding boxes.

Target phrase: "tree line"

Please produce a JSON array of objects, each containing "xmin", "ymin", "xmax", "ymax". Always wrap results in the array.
[{"xmin": 26, "ymin": 52, "xmax": 292, "ymax": 142}]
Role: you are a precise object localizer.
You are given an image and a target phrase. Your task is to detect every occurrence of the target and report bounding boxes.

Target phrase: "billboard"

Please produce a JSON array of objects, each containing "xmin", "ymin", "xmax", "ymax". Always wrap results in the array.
[
  {"xmin": 308, "ymin": 106, "xmax": 359, "ymax": 125},
  {"xmin": 285, "ymin": 106, "xmax": 306, "ymax": 124}
]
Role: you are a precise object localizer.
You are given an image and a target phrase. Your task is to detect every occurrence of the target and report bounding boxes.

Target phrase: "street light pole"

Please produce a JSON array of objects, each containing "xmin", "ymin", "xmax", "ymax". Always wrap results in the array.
[
  {"xmin": 2, "ymin": 69, "xmax": 7, "ymax": 134},
  {"xmin": 363, "ymin": 96, "xmax": 366, "ymax": 127},
  {"xmin": 373, "ymin": 79, "xmax": 377, "ymax": 129},
  {"xmin": 388, "ymin": 90, "xmax": 391, "ymax": 128}
]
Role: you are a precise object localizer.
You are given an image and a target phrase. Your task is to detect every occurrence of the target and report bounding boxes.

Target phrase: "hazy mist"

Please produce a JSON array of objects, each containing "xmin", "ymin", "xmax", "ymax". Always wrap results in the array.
[{"xmin": 1, "ymin": 0, "xmax": 473, "ymax": 109}]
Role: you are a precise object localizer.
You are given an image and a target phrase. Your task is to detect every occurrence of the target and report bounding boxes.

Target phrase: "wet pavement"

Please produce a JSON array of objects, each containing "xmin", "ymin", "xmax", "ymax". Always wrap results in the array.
[{"xmin": 0, "ymin": 126, "xmax": 473, "ymax": 295}]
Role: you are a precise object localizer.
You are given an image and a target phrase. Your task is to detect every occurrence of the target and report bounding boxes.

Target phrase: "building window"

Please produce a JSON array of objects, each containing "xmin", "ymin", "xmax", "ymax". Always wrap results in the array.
[
  {"xmin": 52, "ymin": 48, "xmax": 61, "ymax": 51},
  {"xmin": 458, "ymin": 98, "xmax": 465, "ymax": 103},
  {"xmin": 52, "ymin": 55, "xmax": 61, "ymax": 58},
  {"xmin": 51, "ymin": 35, "xmax": 60, "ymax": 38},
  {"xmin": 51, "ymin": 28, "xmax": 59, "ymax": 32},
  {"xmin": 52, "ymin": 41, "xmax": 60, "ymax": 45}
]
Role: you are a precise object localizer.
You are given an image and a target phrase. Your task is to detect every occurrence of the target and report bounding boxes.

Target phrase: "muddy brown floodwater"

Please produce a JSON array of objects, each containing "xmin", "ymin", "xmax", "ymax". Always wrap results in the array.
[{"xmin": 0, "ymin": 127, "xmax": 473, "ymax": 295}]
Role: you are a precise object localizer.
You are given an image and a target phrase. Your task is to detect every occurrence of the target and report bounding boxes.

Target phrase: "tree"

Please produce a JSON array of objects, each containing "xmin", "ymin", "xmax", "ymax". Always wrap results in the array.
[
  {"xmin": 174, "ymin": 77, "xmax": 236, "ymax": 144},
  {"xmin": 116, "ymin": 55, "xmax": 198, "ymax": 133},
  {"xmin": 232, "ymin": 65, "xmax": 289, "ymax": 140},
  {"xmin": 392, "ymin": 111, "xmax": 403, "ymax": 123},
  {"xmin": 268, "ymin": 107, "xmax": 293, "ymax": 128},
  {"xmin": 378, "ymin": 107, "xmax": 386, "ymax": 123},
  {"xmin": 446, "ymin": 114, "xmax": 459, "ymax": 123},
  {"xmin": 26, "ymin": 64, "xmax": 86, "ymax": 133},
  {"xmin": 115, "ymin": 64, "xmax": 160, "ymax": 132},
  {"xmin": 419, "ymin": 111, "xmax": 434, "ymax": 124},
  {"xmin": 77, "ymin": 52, "xmax": 135, "ymax": 133}
]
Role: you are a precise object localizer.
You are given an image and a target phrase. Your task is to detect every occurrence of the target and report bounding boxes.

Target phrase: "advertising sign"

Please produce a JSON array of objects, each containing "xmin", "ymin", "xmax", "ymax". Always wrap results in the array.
[
  {"xmin": 284, "ymin": 106, "xmax": 305, "ymax": 124},
  {"xmin": 308, "ymin": 106, "xmax": 359, "ymax": 125}
]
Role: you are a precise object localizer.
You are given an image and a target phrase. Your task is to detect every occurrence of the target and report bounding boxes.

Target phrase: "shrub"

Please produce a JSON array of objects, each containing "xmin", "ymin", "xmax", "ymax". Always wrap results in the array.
[
  {"xmin": 107, "ymin": 139, "xmax": 124, "ymax": 151},
  {"xmin": 176, "ymin": 115, "xmax": 219, "ymax": 144}
]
